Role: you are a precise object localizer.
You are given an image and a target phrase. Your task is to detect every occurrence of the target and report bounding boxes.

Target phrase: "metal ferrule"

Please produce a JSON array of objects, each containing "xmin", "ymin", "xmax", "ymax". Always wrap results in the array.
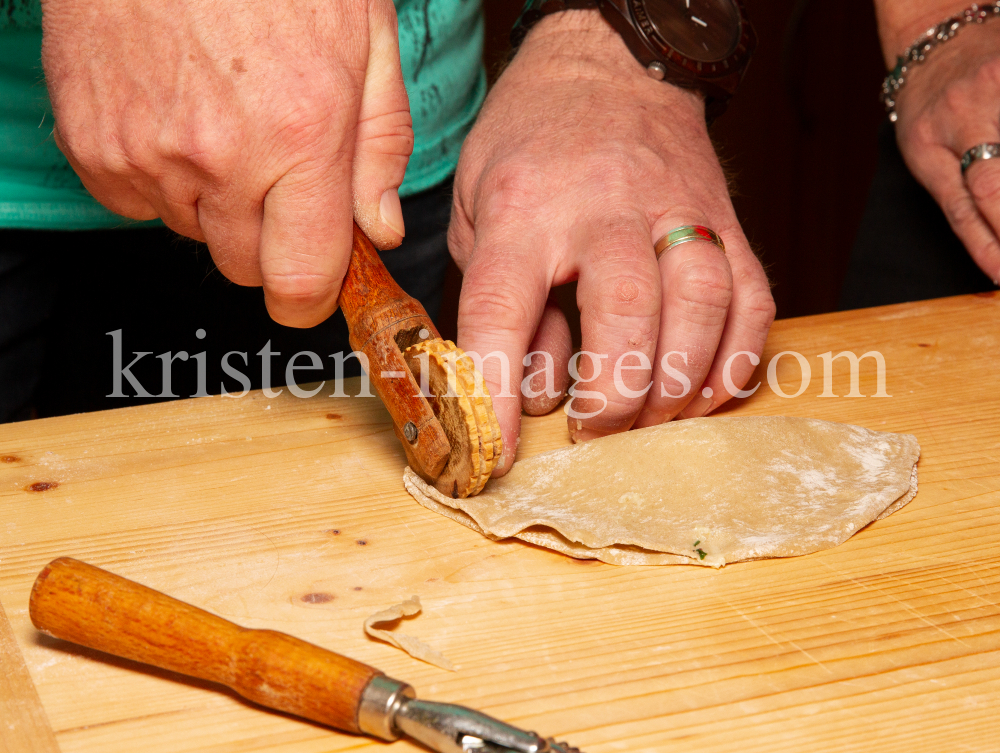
[
  {"xmin": 357, "ymin": 675, "xmax": 415, "ymax": 741},
  {"xmin": 394, "ymin": 699, "xmax": 573, "ymax": 753},
  {"xmin": 358, "ymin": 676, "xmax": 583, "ymax": 753}
]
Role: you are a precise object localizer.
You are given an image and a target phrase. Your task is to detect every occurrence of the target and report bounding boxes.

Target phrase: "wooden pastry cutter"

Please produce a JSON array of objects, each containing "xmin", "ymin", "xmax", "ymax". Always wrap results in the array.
[
  {"xmin": 30, "ymin": 558, "xmax": 583, "ymax": 753},
  {"xmin": 340, "ymin": 224, "xmax": 502, "ymax": 498},
  {"xmin": 339, "ymin": 222, "xmax": 451, "ymax": 483}
]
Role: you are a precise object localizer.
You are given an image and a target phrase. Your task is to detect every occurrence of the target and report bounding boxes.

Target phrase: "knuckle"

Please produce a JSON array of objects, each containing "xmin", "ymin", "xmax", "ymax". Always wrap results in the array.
[
  {"xmin": 579, "ymin": 152, "xmax": 639, "ymax": 197},
  {"xmin": 207, "ymin": 245, "xmax": 261, "ymax": 286},
  {"xmin": 672, "ymin": 255, "xmax": 733, "ymax": 311},
  {"xmin": 475, "ymin": 162, "xmax": 544, "ymax": 218},
  {"xmin": 941, "ymin": 195, "xmax": 979, "ymax": 228},
  {"xmin": 585, "ymin": 218, "xmax": 662, "ymax": 322},
  {"xmin": 460, "ymin": 277, "xmax": 536, "ymax": 336},
  {"xmin": 741, "ymin": 285, "xmax": 776, "ymax": 330},
  {"xmin": 267, "ymin": 87, "xmax": 341, "ymax": 152},
  {"xmin": 596, "ymin": 271, "xmax": 660, "ymax": 322},
  {"xmin": 357, "ymin": 110, "xmax": 414, "ymax": 159},
  {"xmin": 263, "ymin": 270, "xmax": 339, "ymax": 307},
  {"xmin": 58, "ymin": 121, "xmax": 120, "ymax": 176},
  {"xmin": 942, "ymin": 79, "xmax": 976, "ymax": 116},
  {"xmin": 175, "ymin": 122, "xmax": 239, "ymax": 178},
  {"xmin": 967, "ymin": 165, "xmax": 1000, "ymax": 203},
  {"xmin": 118, "ymin": 128, "xmax": 157, "ymax": 174},
  {"xmin": 908, "ymin": 116, "xmax": 938, "ymax": 150},
  {"xmin": 276, "ymin": 110, "xmax": 329, "ymax": 150},
  {"xmin": 977, "ymin": 58, "xmax": 1000, "ymax": 89},
  {"xmin": 363, "ymin": 126, "xmax": 414, "ymax": 161}
]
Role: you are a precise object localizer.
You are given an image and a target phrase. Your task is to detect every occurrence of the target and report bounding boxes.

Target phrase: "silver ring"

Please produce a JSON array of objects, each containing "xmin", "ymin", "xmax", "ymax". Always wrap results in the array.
[{"xmin": 961, "ymin": 142, "xmax": 1000, "ymax": 175}]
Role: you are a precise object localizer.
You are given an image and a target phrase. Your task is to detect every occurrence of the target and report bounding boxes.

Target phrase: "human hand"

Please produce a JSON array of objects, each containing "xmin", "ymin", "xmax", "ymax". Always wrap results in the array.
[
  {"xmin": 888, "ymin": 19, "xmax": 1000, "ymax": 284},
  {"xmin": 449, "ymin": 10, "xmax": 774, "ymax": 474},
  {"xmin": 41, "ymin": 0, "xmax": 412, "ymax": 327}
]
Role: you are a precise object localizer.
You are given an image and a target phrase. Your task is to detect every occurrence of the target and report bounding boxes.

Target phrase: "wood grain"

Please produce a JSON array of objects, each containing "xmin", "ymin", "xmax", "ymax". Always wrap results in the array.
[
  {"xmin": 0, "ymin": 292, "xmax": 998, "ymax": 753},
  {"xmin": 28, "ymin": 558, "xmax": 380, "ymax": 735},
  {"xmin": 0, "ymin": 596, "xmax": 60, "ymax": 753},
  {"xmin": 339, "ymin": 222, "xmax": 451, "ymax": 481}
]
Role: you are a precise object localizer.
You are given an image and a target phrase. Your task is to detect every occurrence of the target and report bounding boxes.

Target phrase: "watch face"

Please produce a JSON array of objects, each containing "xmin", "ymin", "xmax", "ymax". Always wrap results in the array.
[{"xmin": 642, "ymin": 0, "xmax": 741, "ymax": 63}]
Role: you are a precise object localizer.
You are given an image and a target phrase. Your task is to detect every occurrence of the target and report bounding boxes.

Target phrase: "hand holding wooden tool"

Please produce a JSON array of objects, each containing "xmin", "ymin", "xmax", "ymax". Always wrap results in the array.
[
  {"xmin": 30, "ymin": 558, "xmax": 580, "ymax": 753},
  {"xmin": 339, "ymin": 224, "xmax": 501, "ymax": 497}
]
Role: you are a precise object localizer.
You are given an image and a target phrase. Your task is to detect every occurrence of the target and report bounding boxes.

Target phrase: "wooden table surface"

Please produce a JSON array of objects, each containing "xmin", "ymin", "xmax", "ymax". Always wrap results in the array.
[{"xmin": 2, "ymin": 293, "xmax": 999, "ymax": 753}]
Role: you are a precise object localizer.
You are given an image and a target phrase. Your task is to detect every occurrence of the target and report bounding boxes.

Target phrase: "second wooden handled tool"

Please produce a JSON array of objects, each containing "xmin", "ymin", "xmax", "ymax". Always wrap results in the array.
[
  {"xmin": 30, "ymin": 558, "xmax": 581, "ymax": 753},
  {"xmin": 340, "ymin": 224, "xmax": 502, "ymax": 498}
]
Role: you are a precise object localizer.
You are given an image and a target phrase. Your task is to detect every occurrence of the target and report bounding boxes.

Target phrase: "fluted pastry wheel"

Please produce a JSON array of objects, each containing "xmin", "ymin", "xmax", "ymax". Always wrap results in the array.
[{"xmin": 403, "ymin": 339, "xmax": 502, "ymax": 498}]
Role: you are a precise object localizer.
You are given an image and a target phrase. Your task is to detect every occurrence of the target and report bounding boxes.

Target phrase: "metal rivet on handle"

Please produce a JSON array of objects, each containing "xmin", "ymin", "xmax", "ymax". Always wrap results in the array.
[{"xmin": 403, "ymin": 422, "xmax": 418, "ymax": 443}]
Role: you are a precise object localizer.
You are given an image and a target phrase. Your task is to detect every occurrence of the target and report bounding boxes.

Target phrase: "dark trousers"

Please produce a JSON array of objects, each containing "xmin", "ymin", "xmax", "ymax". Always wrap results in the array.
[
  {"xmin": 0, "ymin": 180, "xmax": 453, "ymax": 423},
  {"xmin": 840, "ymin": 120, "xmax": 996, "ymax": 309}
]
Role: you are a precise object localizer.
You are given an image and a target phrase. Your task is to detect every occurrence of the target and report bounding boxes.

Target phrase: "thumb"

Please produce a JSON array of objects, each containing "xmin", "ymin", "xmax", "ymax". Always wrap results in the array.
[{"xmin": 352, "ymin": 0, "xmax": 413, "ymax": 250}]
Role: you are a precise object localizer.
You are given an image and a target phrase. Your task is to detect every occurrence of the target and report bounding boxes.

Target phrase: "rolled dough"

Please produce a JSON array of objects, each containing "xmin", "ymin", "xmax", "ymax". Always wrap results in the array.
[{"xmin": 403, "ymin": 416, "xmax": 920, "ymax": 567}]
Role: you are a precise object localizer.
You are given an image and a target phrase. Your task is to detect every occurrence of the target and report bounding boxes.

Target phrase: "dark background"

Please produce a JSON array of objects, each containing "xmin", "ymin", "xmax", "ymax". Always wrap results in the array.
[{"xmin": 437, "ymin": 0, "xmax": 889, "ymax": 342}]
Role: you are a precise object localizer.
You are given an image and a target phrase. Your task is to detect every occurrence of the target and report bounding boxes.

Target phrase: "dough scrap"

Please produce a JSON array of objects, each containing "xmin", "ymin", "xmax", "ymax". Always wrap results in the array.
[
  {"xmin": 403, "ymin": 416, "xmax": 920, "ymax": 567},
  {"xmin": 363, "ymin": 596, "xmax": 455, "ymax": 671}
]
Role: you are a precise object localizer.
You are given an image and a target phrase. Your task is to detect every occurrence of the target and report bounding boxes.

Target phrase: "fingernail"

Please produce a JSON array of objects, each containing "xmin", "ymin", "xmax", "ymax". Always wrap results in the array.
[
  {"xmin": 572, "ymin": 427, "xmax": 613, "ymax": 443},
  {"xmin": 493, "ymin": 437, "xmax": 518, "ymax": 476},
  {"xmin": 678, "ymin": 395, "xmax": 713, "ymax": 420},
  {"xmin": 379, "ymin": 188, "xmax": 405, "ymax": 237},
  {"xmin": 567, "ymin": 418, "xmax": 613, "ymax": 443}
]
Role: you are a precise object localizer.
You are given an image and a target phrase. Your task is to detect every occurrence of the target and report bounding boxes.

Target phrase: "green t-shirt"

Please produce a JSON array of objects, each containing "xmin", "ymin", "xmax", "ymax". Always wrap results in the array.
[{"xmin": 0, "ymin": 0, "xmax": 485, "ymax": 230}]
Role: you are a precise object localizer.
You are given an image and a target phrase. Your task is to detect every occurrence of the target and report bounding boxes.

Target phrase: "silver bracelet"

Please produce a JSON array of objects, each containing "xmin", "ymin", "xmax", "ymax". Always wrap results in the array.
[{"xmin": 881, "ymin": 1, "xmax": 1000, "ymax": 122}]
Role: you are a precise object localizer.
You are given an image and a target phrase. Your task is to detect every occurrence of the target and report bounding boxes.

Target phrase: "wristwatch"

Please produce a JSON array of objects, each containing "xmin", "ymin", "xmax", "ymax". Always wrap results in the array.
[{"xmin": 511, "ymin": 0, "xmax": 756, "ymax": 119}]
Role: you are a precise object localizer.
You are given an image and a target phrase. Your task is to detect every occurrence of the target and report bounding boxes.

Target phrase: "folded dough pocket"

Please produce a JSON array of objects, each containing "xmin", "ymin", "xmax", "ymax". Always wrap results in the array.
[{"xmin": 402, "ymin": 416, "xmax": 920, "ymax": 567}]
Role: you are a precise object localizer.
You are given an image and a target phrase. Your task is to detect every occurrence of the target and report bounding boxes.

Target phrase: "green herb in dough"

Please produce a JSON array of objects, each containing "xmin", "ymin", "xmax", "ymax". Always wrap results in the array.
[{"xmin": 403, "ymin": 416, "xmax": 920, "ymax": 568}]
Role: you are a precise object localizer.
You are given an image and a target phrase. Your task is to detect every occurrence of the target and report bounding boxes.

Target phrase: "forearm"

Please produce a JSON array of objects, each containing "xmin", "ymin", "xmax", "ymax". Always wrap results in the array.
[
  {"xmin": 874, "ymin": 0, "xmax": 970, "ymax": 67},
  {"xmin": 872, "ymin": 0, "xmax": 1000, "ymax": 285},
  {"xmin": 524, "ymin": 8, "xmax": 640, "ymax": 80}
]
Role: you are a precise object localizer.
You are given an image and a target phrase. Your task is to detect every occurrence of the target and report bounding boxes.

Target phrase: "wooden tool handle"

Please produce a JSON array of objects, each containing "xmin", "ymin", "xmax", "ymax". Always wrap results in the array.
[
  {"xmin": 338, "ymin": 224, "xmax": 451, "ymax": 480},
  {"xmin": 29, "ymin": 558, "xmax": 380, "ymax": 734},
  {"xmin": 339, "ymin": 223, "xmax": 434, "ymax": 341}
]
